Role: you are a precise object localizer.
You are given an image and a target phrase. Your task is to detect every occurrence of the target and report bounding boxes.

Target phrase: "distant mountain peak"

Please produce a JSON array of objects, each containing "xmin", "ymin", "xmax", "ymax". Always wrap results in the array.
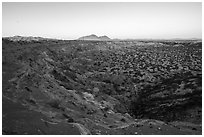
[
  {"xmin": 78, "ymin": 34, "xmax": 111, "ymax": 41},
  {"xmin": 90, "ymin": 34, "xmax": 98, "ymax": 37}
]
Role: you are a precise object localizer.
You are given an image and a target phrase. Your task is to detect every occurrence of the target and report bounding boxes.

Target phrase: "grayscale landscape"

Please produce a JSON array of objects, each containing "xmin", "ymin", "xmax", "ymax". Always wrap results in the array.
[{"xmin": 2, "ymin": 2, "xmax": 202, "ymax": 135}]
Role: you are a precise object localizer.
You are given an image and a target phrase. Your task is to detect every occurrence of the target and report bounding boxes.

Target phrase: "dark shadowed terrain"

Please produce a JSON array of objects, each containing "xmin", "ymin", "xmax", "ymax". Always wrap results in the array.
[{"xmin": 2, "ymin": 37, "xmax": 202, "ymax": 135}]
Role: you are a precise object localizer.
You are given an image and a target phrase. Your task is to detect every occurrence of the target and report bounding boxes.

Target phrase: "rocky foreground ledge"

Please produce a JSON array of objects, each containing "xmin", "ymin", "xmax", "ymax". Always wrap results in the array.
[{"xmin": 2, "ymin": 39, "xmax": 202, "ymax": 134}]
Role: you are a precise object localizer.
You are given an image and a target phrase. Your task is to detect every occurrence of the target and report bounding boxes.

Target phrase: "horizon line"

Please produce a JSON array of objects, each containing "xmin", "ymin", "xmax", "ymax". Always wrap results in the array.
[{"xmin": 2, "ymin": 35, "xmax": 202, "ymax": 41}]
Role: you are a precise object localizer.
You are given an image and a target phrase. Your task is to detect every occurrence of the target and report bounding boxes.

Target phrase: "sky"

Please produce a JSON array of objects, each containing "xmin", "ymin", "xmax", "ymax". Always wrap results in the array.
[{"xmin": 2, "ymin": 2, "xmax": 202, "ymax": 40}]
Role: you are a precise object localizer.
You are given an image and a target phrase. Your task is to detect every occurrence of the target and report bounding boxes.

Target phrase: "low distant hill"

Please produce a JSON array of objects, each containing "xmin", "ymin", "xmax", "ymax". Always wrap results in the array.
[
  {"xmin": 99, "ymin": 36, "xmax": 111, "ymax": 41},
  {"xmin": 3, "ymin": 36, "xmax": 55, "ymax": 42},
  {"xmin": 78, "ymin": 34, "xmax": 111, "ymax": 41}
]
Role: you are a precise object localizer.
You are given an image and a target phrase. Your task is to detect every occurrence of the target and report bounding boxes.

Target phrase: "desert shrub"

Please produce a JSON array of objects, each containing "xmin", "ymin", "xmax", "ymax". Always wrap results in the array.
[
  {"xmin": 47, "ymin": 99, "xmax": 61, "ymax": 109},
  {"xmin": 114, "ymin": 103, "xmax": 127, "ymax": 114}
]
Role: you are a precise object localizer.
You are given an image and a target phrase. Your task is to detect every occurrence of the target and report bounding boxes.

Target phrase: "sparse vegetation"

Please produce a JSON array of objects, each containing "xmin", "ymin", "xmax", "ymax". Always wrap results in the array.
[{"xmin": 2, "ymin": 37, "xmax": 202, "ymax": 135}]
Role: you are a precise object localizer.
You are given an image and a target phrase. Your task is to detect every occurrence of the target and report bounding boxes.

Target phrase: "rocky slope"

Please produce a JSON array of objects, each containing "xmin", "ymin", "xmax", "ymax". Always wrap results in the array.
[{"xmin": 2, "ymin": 38, "xmax": 202, "ymax": 134}]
